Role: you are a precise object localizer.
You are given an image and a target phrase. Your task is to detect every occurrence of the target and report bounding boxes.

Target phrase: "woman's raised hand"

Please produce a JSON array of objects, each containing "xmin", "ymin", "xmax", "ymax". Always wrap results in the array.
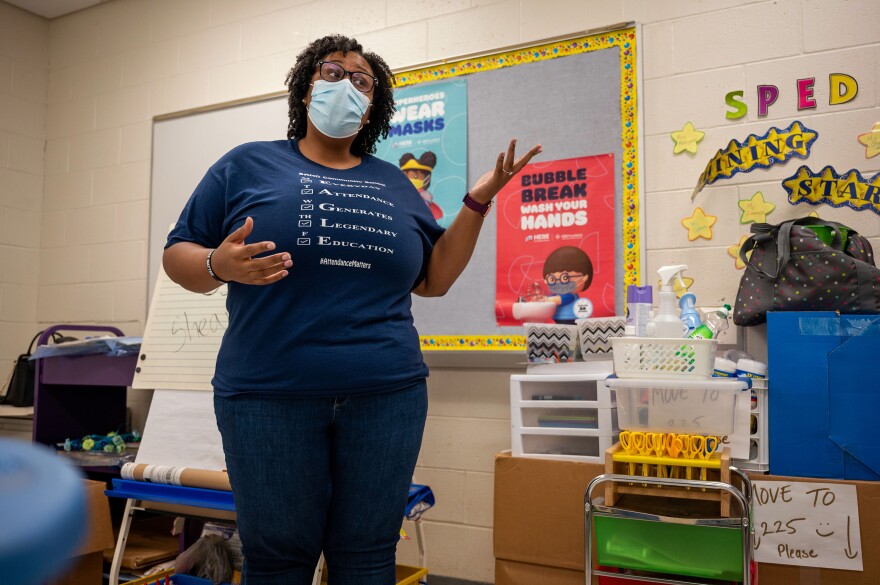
[
  {"xmin": 468, "ymin": 139, "xmax": 542, "ymax": 205},
  {"xmin": 210, "ymin": 217, "xmax": 292, "ymax": 285}
]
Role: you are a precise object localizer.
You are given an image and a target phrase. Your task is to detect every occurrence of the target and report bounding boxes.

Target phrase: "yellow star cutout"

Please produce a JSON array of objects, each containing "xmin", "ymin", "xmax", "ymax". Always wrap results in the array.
[
  {"xmin": 681, "ymin": 207, "xmax": 717, "ymax": 241},
  {"xmin": 786, "ymin": 121, "xmax": 817, "ymax": 157},
  {"xmin": 738, "ymin": 191, "xmax": 776, "ymax": 224},
  {"xmin": 857, "ymin": 122, "xmax": 880, "ymax": 159},
  {"xmin": 783, "ymin": 166, "xmax": 818, "ymax": 205},
  {"xmin": 808, "ymin": 211, "xmax": 820, "ymax": 218},
  {"xmin": 671, "ymin": 122, "xmax": 705, "ymax": 155},
  {"xmin": 728, "ymin": 234, "xmax": 751, "ymax": 270}
]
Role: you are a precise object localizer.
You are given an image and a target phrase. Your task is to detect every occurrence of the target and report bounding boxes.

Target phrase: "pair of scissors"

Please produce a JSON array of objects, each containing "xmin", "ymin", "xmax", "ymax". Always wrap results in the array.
[
  {"xmin": 642, "ymin": 433, "xmax": 661, "ymax": 476},
  {"xmin": 664, "ymin": 433, "xmax": 684, "ymax": 459},
  {"xmin": 619, "ymin": 431, "xmax": 647, "ymax": 455},
  {"xmin": 618, "ymin": 431, "xmax": 646, "ymax": 475},
  {"xmin": 685, "ymin": 434, "xmax": 720, "ymax": 480},
  {"xmin": 644, "ymin": 433, "xmax": 665, "ymax": 477},
  {"xmin": 663, "ymin": 433, "xmax": 685, "ymax": 477}
]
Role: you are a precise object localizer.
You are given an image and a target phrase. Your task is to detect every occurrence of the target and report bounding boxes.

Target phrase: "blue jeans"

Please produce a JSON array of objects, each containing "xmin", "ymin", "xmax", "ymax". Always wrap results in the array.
[{"xmin": 214, "ymin": 380, "xmax": 428, "ymax": 585}]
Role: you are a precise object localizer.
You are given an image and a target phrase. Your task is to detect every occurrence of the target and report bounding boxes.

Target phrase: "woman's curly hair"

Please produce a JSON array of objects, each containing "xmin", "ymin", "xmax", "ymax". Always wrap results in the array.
[{"xmin": 285, "ymin": 35, "xmax": 395, "ymax": 157}]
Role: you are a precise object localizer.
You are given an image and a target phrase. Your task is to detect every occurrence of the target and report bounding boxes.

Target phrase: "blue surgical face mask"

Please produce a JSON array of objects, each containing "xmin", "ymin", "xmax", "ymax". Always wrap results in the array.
[
  {"xmin": 307, "ymin": 79, "xmax": 370, "ymax": 139},
  {"xmin": 547, "ymin": 281, "xmax": 579, "ymax": 295}
]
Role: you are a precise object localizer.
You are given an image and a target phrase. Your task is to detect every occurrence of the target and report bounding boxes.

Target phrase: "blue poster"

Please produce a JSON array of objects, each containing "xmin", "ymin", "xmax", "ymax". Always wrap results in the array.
[{"xmin": 374, "ymin": 79, "xmax": 467, "ymax": 229}]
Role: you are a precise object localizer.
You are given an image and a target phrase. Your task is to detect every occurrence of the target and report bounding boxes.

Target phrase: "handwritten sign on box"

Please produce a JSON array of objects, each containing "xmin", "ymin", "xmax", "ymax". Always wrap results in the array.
[{"xmin": 752, "ymin": 480, "xmax": 863, "ymax": 571}]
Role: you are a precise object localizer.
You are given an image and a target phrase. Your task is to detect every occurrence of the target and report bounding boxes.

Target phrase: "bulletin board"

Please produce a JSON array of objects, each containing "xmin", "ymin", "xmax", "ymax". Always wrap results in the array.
[{"xmin": 148, "ymin": 25, "xmax": 642, "ymax": 357}]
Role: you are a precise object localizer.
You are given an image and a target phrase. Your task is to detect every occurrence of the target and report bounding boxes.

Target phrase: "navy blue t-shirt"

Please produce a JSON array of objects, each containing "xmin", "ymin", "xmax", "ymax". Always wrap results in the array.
[{"xmin": 165, "ymin": 140, "xmax": 445, "ymax": 396}]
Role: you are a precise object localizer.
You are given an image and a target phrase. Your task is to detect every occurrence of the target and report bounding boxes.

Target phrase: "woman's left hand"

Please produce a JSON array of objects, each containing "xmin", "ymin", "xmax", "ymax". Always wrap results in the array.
[{"xmin": 469, "ymin": 139, "xmax": 543, "ymax": 205}]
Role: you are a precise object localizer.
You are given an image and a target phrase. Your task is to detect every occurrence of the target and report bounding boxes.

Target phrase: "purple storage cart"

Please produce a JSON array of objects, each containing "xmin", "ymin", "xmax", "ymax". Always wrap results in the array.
[{"xmin": 32, "ymin": 324, "xmax": 138, "ymax": 446}]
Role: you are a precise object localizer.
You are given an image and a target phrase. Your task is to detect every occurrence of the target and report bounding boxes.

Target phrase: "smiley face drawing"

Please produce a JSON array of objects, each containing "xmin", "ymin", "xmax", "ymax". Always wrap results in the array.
[{"xmin": 815, "ymin": 522, "xmax": 835, "ymax": 537}]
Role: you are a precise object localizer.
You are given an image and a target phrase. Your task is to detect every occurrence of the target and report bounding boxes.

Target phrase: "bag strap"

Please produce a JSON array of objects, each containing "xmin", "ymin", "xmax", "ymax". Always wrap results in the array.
[
  {"xmin": 740, "ymin": 223, "xmax": 782, "ymax": 279},
  {"xmin": 741, "ymin": 217, "xmax": 858, "ymax": 280},
  {"xmin": 788, "ymin": 216, "xmax": 856, "ymax": 250},
  {"xmin": 25, "ymin": 331, "xmax": 43, "ymax": 356},
  {"xmin": 24, "ymin": 330, "xmax": 71, "ymax": 357}
]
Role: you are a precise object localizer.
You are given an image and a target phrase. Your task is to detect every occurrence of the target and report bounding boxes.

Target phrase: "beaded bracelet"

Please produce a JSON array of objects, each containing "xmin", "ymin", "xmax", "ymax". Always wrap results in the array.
[{"xmin": 206, "ymin": 249, "xmax": 229, "ymax": 283}]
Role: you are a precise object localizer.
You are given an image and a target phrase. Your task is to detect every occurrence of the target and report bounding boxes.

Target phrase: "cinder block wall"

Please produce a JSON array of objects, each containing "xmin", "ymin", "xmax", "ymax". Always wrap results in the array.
[
  {"xmin": 0, "ymin": 0, "xmax": 877, "ymax": 582},
  {"xmin": 0, "ymin": 4, "xmax": 46, "ymax": 365}
]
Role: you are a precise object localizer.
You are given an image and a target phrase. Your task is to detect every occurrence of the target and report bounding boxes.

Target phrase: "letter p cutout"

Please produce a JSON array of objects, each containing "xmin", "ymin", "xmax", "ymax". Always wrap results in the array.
[{"xmin": 757, "ymin": 85, "xmax": 779, "ymax": 117}]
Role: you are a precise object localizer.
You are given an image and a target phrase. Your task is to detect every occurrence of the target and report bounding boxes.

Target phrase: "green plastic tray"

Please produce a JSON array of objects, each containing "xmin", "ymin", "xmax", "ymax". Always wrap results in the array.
[{"xmin": 594, "ymin": 515, "xmax": 744, "ymax": 581}]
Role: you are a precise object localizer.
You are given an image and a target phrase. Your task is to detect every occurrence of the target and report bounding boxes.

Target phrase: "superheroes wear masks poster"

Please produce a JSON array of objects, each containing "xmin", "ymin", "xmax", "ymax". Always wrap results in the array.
[
  {"xmin": 495, "ymin": 154, "xmax": 616, "ymax": 326},
  {"xmin": 373, "ymin": 79, "xmax": 467, "ymax": 229}
]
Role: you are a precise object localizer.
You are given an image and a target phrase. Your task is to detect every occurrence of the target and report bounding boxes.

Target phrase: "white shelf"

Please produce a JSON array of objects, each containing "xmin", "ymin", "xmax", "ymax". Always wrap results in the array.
[
  {"xmin": 510, "ymin": 371, "xmax": 618, "ymax": 463},
  {"xmin": 513, "ymin": 433, "xmax": 617, "ymax": 463},
  {"xmin": 514, "ymin": 407, "xmax": 618, "ymax": 435},
  {"xmin": 734, "ymin": 378, "xmax": 769, "ymax": 472},
  {"xmin": 511, "ymin": 372, "xmax": 616, "ymax": 408}
]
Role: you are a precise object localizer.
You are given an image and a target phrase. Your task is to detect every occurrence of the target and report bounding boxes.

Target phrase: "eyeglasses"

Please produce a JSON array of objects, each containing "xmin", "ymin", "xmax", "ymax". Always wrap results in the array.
[
  {"xmin": 317, "ymin": 61, "xmax": 377, "ymax": 93},
  {"xmin": 545, "ymin": 271, "xmax": 583, "ymax": 285}
]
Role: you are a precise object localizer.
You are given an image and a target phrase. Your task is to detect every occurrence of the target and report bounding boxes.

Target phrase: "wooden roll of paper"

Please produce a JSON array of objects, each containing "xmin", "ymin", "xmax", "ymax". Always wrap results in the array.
[{"xmin": 121, "ymin": 463, "xmax": 231, "ymax": 491}]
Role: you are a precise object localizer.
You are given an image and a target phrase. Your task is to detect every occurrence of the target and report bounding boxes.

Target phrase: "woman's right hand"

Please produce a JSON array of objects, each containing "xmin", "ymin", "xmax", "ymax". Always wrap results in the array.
[{"xmin": 210, "ymin": 217, "xmax": 292, "ymax": 285}]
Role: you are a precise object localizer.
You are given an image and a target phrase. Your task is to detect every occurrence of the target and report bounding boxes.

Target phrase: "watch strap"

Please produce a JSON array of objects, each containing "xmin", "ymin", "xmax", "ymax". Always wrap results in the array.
[{"xmin": 462, "ymin": 192, "xmax": 493, "ymax": 217}]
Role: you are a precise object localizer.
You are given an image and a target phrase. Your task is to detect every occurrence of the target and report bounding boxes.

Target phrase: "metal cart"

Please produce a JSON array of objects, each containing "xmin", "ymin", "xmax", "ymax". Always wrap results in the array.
[{"xmin": 585, "ymin": 467, "xmax": 755, "ymax": 585}]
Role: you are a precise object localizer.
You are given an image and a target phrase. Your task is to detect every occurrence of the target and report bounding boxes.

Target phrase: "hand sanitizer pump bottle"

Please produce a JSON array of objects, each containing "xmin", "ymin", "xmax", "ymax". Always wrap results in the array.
[{"xmin": 647, "ymin": 265, "xmax": 689, "ymax": 338}]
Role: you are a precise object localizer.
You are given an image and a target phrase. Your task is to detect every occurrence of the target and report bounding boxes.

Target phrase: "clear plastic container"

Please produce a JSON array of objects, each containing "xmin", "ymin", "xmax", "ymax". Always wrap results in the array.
[{"xmin": 606, "ymin": 376, "xmax": 749, "ymax": 435}]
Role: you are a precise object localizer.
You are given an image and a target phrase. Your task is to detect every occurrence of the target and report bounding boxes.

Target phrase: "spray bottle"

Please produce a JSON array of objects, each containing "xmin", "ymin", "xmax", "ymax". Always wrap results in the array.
[{"xmin": 647, "ymin": 265, "xmax": 689, "ymax": 338}]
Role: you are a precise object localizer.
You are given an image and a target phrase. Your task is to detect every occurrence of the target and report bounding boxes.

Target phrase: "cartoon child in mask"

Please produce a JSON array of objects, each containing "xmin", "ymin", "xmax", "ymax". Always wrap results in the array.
[
  {"xmin": 543, "ymin": 246, "xmax": 594, "ymax": 324},
  {"xmin": 400, "ymin": 151, "xmax": 443, "ymax": 221}
]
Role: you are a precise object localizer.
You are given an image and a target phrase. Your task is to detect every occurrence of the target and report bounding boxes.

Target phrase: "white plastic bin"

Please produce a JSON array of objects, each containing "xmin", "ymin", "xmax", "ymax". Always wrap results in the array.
[{"xmin": 606, "ymin": 376, "xmax": 749, "ymax": 436}]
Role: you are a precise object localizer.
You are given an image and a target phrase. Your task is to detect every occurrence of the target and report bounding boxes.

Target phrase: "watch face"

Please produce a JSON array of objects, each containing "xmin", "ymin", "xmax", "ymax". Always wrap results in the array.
[{"xmin": 573, "ymin": 298, "xmax": 594, "ymax": 319}]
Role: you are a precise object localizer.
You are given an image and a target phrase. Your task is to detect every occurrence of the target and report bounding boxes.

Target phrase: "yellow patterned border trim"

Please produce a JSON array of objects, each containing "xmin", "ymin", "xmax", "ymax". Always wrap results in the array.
[
  {"xmin": 396, "ymin": 27, "xmax": 640, "ymax": 290},
  {"xmin": 420, "ymin": 335, "xmax": 526, "ymax": 351}
]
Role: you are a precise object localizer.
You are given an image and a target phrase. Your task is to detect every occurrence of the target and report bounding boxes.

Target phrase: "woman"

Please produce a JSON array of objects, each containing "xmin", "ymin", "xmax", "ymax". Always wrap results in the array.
[{"xmin": 163, "ymin": 34, "xmax": 540, "ymax": 585}]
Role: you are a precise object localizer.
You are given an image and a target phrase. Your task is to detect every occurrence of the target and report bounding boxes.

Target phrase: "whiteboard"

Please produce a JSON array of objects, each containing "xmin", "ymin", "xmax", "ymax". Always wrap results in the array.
[{"xmin": 149, "ymin": 97, "xmax": 288, "ymax": 303}]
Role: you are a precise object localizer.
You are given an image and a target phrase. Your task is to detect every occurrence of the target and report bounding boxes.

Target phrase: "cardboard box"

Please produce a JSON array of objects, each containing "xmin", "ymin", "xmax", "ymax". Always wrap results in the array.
[
  {"xmin": 494, "ymin": 452, "xmax": 880, "ymax": 585},
  {"xmin": 752, "ymin": 472, "xmax": 880, "ymax": 585},
  {"xmin": 102, "ymin": 516, "xmax": 179, "ymax": 569},
  {"xmin": 494, "ymin": 452, "xmax": 605, "ymax": 572},
  {"xmin": 49, "ymin": 479, "xmax": 116, "ymax": 585},
  {"xmin": 495, "ymin": 558, "xmax": 583, "ymax": 585},
  {"xmin": 767, "ymin": 312, "xmax": 880, "ymax": 479}
]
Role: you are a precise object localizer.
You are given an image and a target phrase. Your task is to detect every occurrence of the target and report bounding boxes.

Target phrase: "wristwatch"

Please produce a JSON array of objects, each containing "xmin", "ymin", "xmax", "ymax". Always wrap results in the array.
[{"xmin": 462, "ymin": 192, "xmax": 493, "ymax": 217}]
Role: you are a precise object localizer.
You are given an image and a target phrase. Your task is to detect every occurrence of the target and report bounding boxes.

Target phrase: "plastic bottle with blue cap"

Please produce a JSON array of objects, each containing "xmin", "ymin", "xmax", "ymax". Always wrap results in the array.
[{"xmin": 679, "ymin": 291, "xmax": 701, "ymax": 336}]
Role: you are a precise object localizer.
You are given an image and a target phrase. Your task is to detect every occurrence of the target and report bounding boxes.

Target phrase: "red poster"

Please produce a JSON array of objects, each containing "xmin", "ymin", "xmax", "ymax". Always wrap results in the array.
[{"xmin": 495, "ymin": 154, "xmax": 616, "ymax": 326}]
